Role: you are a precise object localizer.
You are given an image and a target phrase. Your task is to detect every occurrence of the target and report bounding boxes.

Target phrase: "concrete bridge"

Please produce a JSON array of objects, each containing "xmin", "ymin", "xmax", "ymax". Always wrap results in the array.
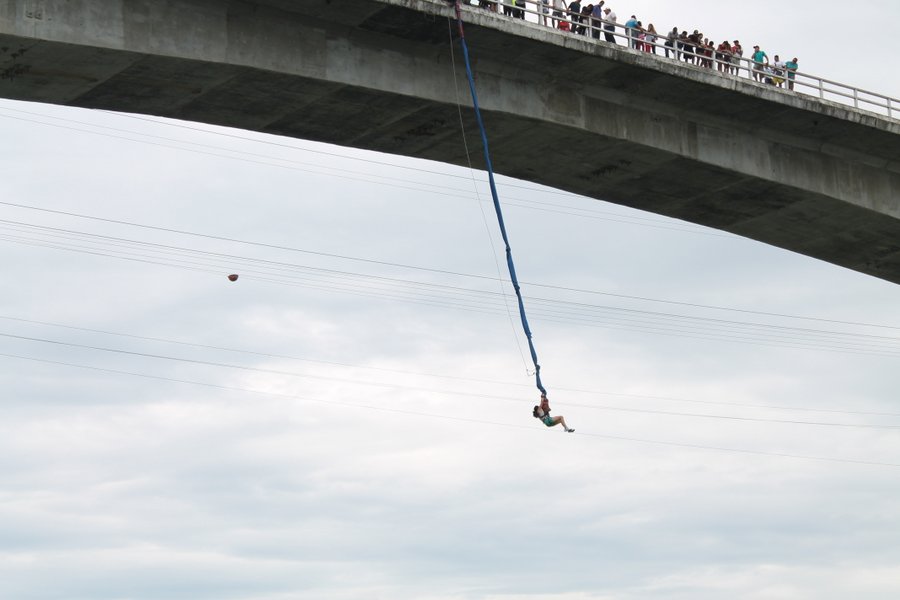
[{"xmin": 2, "ymin": 0, "xmax": 899, "ymax": 283}]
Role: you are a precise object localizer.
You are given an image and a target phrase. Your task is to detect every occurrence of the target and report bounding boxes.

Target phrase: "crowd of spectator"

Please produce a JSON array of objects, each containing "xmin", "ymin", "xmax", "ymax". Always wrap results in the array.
[{"xmin": 462, "ymin": 0, "xmax": 801, "ymax": 91}]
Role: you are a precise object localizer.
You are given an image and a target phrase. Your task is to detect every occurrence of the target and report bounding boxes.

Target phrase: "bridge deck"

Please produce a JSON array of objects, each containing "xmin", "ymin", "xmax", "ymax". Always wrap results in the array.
[{"xmin": 1, "ymin": 0, "xmax": 898, "ymax": 283}]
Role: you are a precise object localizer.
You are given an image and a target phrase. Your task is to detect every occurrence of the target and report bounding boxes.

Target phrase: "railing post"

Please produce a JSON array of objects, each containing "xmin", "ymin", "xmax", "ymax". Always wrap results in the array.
[
  {"xmin": 819, "ymin": 78, "xmax": 824, "ymax": 99},
  {"xmin": 853, "ymin": 88, "xmax": 859, "ymax": 109}
]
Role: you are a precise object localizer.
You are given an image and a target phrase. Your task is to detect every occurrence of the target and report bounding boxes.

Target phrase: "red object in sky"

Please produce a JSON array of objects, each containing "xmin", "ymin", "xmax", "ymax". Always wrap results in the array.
[{"xmin": 227, "ymin": 274, "xmax": 239, "ymax": 282}]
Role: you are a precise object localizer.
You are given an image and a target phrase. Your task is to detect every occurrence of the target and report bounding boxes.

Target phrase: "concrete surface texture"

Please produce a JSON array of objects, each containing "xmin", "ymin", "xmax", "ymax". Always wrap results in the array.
[{"xmin": 1, "ymin": 0, "xmax": 899, "ymax": 283}]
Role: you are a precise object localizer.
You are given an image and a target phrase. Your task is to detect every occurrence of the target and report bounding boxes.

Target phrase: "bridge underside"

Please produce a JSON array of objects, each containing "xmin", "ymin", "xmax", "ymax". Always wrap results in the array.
[{"xmin": 1, "ymin": 0, "xmax": 899, "ymax": 283}]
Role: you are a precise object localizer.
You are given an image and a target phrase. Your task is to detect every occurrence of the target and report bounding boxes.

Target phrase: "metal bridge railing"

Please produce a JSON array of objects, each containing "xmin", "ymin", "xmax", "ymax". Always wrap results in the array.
[{"xmin": 453, "ymin": 0, "xmax": 898, "ymax": 121}]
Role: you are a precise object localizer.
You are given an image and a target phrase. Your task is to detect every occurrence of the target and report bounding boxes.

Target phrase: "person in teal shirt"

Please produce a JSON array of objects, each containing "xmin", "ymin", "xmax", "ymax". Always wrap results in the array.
[
  {"xmin": 785, "ymin": 57, "xmax": 799, "ymax": 90},
  {"xmin": 625, "ymin": 15, "xmax": 640, "ymax": 48},
  {"xmin": 751, "ymin": 45, "xmax": 768, "ymax": 82}
]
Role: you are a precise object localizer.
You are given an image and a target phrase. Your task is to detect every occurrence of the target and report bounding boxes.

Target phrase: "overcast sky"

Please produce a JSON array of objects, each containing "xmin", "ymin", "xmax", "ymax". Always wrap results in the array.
[{"xmin": 1, "ymin": 1, "xmax": 899, "ymax": 599}]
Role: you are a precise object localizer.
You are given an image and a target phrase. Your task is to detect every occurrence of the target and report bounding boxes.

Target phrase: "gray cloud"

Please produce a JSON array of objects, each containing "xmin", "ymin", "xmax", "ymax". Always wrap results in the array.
[{"xmin": 1, "ymin": 4, "xmax": 899, "ymax": 595}]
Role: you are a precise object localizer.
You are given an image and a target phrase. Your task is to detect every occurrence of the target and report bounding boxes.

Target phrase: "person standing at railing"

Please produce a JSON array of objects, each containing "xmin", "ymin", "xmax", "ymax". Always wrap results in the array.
[
  {"xmin": 567, "ymin": 0, "xmax": 582, "ymax": 34},
  {"xmin": 515, "ymin": 0, "xmax": 526, "ymax": 19},
  {"xmin": 701, "ymin": 38, "xmax": 714, "ymax": 68},
  {"xmin": 644, "ymin": 23, "xmax": 658, "ymax": 53},
  {"xmin": 772, "ymin": 55, "xmax": 785, "ymax": 87},
  {"xmin": 687, "ymin": 30, "xmax": 702, "ymax": 64},
  {"xmin": 636, "ymin": 22, "xmax": 646, "ymax": 51},
  {"xmin": 590, "ymin": 1, "xmax": 605, "ymax": 39},
  {"xmin": 579, "ymin": 3, "xmax": 593, "ymax": 35},
  {"xmin": 785, "ymin": 57, "xmax": 798, "ymax": 90},
  {"xmin": 602, "ymin": 7, "xmax": 617, "ymax": 44},
  {"xmin": 716, "ymin": 40, "xmax": 733, "ymax": 72},
  {"xmin": 678, "ymin": 31, "xmax": 691, "ymax": 63},
  {"xmin": 551, "ymin": 0, "xmax": 565, "ymax": 27},
  {"xmin": 751, "ymin": 45, "xmax": 768, "ymax": 81},
  {"xmin": 625, "ymin": 15, "xmax": 639, "ymax": 48},
  {"xmin": 665, "ymin": 26, "xmax": 678, "ymax": 58},
  {"xmin": 731, "ymin": 40, "xmax": 743, "ymax": 75}
]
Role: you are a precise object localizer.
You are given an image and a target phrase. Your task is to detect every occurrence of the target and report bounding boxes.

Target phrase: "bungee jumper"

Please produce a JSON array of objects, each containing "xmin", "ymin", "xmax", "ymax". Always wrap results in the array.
[
  {"xmin": 533, "ymin": 393, "xmax": 575, "ymax": 432},
  {"xmin": 449, "ymin": 1, "xmax": 573, "ymax": 433}
]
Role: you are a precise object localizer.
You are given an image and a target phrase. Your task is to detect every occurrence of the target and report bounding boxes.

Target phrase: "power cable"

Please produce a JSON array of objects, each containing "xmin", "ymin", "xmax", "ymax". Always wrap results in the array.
[
  {"xmin": 3, "ymin": 218, "xmax": 899, "ymax": 357},
  {"xmin": 2, "ymin": 332, "xmax": 898, "ymax": 429},
  {"xmin": 2, "ymin": 199, "xmax": 896, "ymax": 332},
  {"xmin": 5, "ymin": 313, "xmax": 898, "ymax": 417},
  {"xmin": 4, "ymin": 241, "xmax": 899, "ymax": 358},
  {"xmin": 1, "ymin": 350, "xmax": 898, "ymax": 468}
]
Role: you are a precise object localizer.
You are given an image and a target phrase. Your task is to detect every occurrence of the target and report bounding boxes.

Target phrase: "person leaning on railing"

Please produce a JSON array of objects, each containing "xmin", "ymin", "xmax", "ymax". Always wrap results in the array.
[
  {"xmin": 624, "ymin": 15, "xmax": 639, "ymax": 48},
  {"xmin": 785, "ymin": 57, "xmax": 799, "ymax": 90},
  {"xmin": 687, "ymin": 30, "xmax": 702, "ymax": 64},
  {"xmin": 664, "ymin": 26, "xmax": 678, "ymax": 58},
  {"xmin": 731, "ymin": 40, "xmax": 743, "ymax": 75},
  {"xmin": 567, "ymin": 0, "xmax": 582, "ymax": 34},
  {"xmin": 677, "ymin": 31, "xmax": 689, "ymax": 62},
  {"xmin": 590, "ymin": 1, "xmax": 605, "ymax": 39},
  {"xmin": 716, "ymin": 40, "xmax": 733, "ymax": 72},
  {"xmin": 771, "ymin": 54, "xmax": 786, "ymax": 87},
  {"xmin": 463, "ymin": 2, "xmax": 802, "ymax": 92},
  {"xmin": 701, "ymin": 39, "xmax": 714, "ymax": 68},
  {"xmin": 579, "ymin": 2, "xmax": 593, "ymax": 34},
  {"xmin": 602, "ymin": 7, "xmax": 617, "ymax": 44}
]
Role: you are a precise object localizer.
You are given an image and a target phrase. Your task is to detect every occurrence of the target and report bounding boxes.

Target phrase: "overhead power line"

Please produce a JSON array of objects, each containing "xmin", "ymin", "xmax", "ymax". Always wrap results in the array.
[
  {"xmin": 2, "ymin": 331, "xmax": 899, "ymax": 429},
  {"xmin": 2, "ymin": 217, "xmax": 900, "ymax": 358},
  {"xmin": 4, "ymin": 314, "xmax": 898, "ymax": 417},
  {"xmin": 2, "ymin": 199, "xmax": 898, "ymax": 333},
  {"xmin": 1, "ymin": 350, "xmax": 898, "ymax": 468}
]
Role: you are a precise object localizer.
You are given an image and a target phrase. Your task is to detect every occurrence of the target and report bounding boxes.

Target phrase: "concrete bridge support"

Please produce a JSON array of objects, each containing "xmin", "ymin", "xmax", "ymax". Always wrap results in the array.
[{"xmin": 1, "ymin": 0, "xmax": 899, "ymax": 282}]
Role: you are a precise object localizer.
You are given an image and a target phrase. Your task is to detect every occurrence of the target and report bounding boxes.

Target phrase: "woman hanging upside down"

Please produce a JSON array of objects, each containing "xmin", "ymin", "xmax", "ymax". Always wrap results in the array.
[{"xmin": 533, "ymin": 393, "xmax": 574, "ymax": 432}]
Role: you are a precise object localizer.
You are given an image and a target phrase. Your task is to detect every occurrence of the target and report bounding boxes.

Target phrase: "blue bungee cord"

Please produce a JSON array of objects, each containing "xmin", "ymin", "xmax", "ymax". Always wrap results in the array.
[{"xmin": 450, "ymin": 1, "xmax": 547, "ymax": 397}]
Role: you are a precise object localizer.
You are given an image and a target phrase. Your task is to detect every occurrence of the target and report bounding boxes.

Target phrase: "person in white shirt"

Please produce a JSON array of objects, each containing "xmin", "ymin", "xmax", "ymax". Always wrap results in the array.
[
  {"xmin": 550, "ymin": 0, "xmax": 565, "ymax": 27},
  {"xmin": 603, "ymin": 7, "xmax": 617, "ymax": 44},
  {"xmin": 772, "ymin": 54, "xmax": 786, "ymax": 87}
]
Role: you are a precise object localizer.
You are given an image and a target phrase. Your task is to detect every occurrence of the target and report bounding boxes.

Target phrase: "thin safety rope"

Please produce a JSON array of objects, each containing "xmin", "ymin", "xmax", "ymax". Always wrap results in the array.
[
  {"xmin": 445, "ymin": 17, "xmax": 531, "ymax": 377},
  {"xmin": 451, "ymin": 1, "xmax": 547, "ymax": 396}
]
